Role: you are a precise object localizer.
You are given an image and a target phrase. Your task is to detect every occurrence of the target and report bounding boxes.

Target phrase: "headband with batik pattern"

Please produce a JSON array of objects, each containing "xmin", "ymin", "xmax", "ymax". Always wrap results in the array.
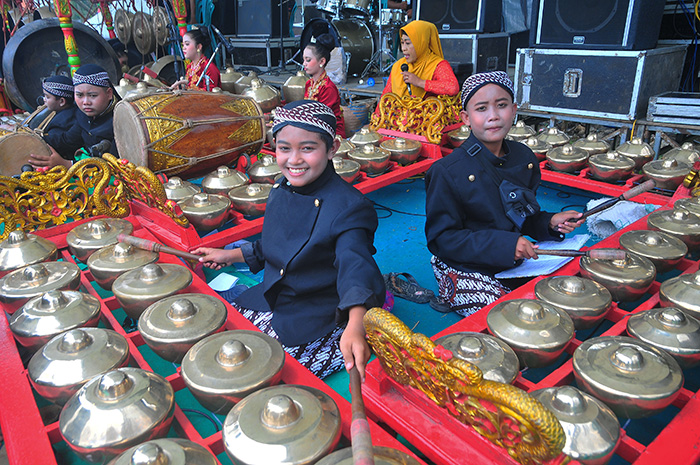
[
  {"xmin": 460, "ymin": 71, "xmax": 514, "ymax": 109},
  {"xmin": 272, "ymin": 100, "xmax": 336, "ymax": 139},
  {"xmin": 42, "ymin": 75, "xmax": 74, "ymax": 98},
  {"xmin": 73, "ymin": 64, "xmax": 111, "ymax": 88}
]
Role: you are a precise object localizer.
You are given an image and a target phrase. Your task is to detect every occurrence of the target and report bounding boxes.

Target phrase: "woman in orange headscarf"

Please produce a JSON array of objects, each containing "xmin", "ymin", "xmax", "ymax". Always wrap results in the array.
[{"xmin": 379, "ymin": 20, "xmax": 459, "ymax": 100}]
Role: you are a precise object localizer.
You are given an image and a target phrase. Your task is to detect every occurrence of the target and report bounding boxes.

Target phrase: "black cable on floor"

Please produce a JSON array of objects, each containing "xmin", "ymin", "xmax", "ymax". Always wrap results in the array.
[
  {"xmin": 372, "ymin": 201, "xmax": 426, "ymax": 218},
  {"xmin": 560, "ymin": 204, "xmax": 587, "ymax": 213}
]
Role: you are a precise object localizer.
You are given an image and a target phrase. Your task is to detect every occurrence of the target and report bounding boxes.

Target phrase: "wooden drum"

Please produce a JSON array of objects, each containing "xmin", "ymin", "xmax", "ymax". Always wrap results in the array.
[
  {"xmin": 0, "ymin": 132, "xmax": 52, "ymax": 177},
  {"xmin": 113, "ymin": 90, "xmax": 266, "ymax": 179}
]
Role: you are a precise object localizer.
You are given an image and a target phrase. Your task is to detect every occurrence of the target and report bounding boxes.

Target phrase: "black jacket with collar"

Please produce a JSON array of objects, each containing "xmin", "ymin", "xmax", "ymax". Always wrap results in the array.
[
  {"xmin": 235, "ymin": 164, "xmax": 385, "ymax": 346},
  {"xmin": 425, "ymin": 133, "xmax": 563, "ymax": 276},
  {"xmin": 43, "ymin": 100, "xmax": 117, "ymax": 159}
]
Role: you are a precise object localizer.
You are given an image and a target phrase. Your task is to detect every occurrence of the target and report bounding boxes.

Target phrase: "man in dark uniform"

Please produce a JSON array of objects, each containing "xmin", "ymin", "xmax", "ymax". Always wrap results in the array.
[{"xmin": 29, "ymin": 64, "xmax": 118, "ymax": 169}]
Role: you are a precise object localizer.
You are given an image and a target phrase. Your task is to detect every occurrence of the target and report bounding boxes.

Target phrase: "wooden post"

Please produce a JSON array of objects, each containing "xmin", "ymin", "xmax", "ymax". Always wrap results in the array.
[
  {"xmin": 100, "ymin": 0, "xmax": 115, "ymax": 39},
  {"xmin": 170, "ymin": 0, "xmax": 188, "ymax": 37},
  {"xmin": 53, "ymin": 0, "xmax": 80, "ymax": 74}
]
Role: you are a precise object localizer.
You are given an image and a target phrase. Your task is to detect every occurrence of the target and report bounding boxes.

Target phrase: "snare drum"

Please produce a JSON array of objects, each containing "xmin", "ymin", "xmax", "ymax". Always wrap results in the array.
[
  {"xmin": 113, "ymin": 91, "xmax": 266, "ymax": 179},
  {"xmin": 0, "ymin": 132, "xmax": 52, "ymax": 177},
  {"xmin": 316, "ymin": 0, "xmax": 341, "ymax": 15},
  {"xmin": 342, "ymin": 0, "xmax": 371, "ymax": 16}
]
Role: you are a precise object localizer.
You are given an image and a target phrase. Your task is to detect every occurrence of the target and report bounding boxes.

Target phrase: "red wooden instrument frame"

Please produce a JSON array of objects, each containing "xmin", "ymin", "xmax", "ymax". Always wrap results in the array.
[{"xmin": 0, "ymin": 217, "xmax": 425, "ymax": 465}]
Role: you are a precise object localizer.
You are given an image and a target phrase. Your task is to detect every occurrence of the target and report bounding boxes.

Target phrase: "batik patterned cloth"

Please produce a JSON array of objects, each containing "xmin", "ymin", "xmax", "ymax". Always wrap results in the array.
[
  {"xmin": 236, "ymin": 305, "xmax": 346, "ymax": 379},
  {"xmin": 431, "ymin": 255, "xmax": 510, "ymax": 317}
]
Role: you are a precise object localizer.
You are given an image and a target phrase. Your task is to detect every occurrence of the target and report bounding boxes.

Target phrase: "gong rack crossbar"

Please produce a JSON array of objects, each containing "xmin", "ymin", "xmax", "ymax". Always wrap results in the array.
[
  {"xmin": 141, "ymin": 135, "xmax": 448, "ymax": 252},
  {"xmin": 362, "ymin": 190, "xmax": 700, "ymax": 465},
  {"xmin": 0, "ymin": 218, "xmax": 427, "ymax": 465},
  {"xmin": 539, "ymin": 160, "xmax": 677, "ymax": 205}
]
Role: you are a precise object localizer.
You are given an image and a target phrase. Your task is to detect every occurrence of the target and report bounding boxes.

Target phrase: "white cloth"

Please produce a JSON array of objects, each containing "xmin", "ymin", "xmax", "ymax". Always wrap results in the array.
[
  {"xmin": 585, "ymin": 198, "xmax": 661, "ymax": 240},
  {"xmin": 326, "ymin": 46, "xmax": 347, "ymax": 86}
]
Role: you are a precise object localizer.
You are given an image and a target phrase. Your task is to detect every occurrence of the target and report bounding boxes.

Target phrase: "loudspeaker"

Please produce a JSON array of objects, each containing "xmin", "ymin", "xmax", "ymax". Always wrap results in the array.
[
  {"xmin": 211, "ymin": 0, "xmax": 237, "ymax": 35},
  {"xmin": 415, "ymin": 0, "xmax": 502, "ymax": 34},
  {"xmin": 236, "ymin": 0, "xmax": 291, "ymax": 37},
  {"xmin": 530, "ymin": 0, "xmax": 666, "ymax": 50}
]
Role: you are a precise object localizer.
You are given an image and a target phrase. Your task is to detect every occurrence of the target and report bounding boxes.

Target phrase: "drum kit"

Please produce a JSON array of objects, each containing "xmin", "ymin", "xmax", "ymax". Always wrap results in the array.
[{"xmin": 303, "ymin": 0, "xmax": 409, "ymax": 76}]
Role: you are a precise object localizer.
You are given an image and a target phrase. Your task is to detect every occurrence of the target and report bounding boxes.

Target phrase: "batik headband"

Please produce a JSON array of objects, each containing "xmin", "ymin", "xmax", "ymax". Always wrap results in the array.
[
  {"xmin": 272, "ymin": 100, "xmax": 336, "ymax": 139},
  {"xmin": 73, "ymin": 64, "xmax": 111, "ymax": 88},
  {"xmin": 42, "ymin": 76, "xmax": 74, "ymax": 98},
  {"xmin": 460, "ymin": 71, "xmax": 514, "ymax": 109}
]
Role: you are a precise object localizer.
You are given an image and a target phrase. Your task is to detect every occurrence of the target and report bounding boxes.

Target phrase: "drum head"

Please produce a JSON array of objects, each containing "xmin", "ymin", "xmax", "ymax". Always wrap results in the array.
[
  {"xmin": 0, "ymin": 133, "xmax": 51, "ymax": 177},
  {"xmin": 113, "ymin": 100, "xmax": 150, "ymax": 169}
]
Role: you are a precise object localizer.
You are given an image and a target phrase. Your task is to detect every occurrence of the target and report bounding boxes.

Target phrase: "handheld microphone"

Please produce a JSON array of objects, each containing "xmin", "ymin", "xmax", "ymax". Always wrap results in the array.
[{"xmin": 400, "ymin": 63, "xmax": 412, "ymax": 95}]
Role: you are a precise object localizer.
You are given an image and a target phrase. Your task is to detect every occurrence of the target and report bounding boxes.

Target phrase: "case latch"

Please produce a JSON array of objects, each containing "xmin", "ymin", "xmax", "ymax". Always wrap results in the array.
[{"xmin": 562, "ymin": 68, "xmax": 583, "ymax": 98}]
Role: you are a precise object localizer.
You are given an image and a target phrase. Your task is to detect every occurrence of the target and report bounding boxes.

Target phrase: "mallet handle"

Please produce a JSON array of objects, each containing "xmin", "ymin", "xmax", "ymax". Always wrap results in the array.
[
  {"xmin": 574, "ymin": 179, "xmax": 656, "ymax": 221},
  {"xmin": 117, "ymin": 234, "xmax": 202, "ymax": 261},
  {"xmin": 536, "ymin": 249, "xmax": 626, "ymax": 260},
  {"xmin": 349, "ymin": 366, "xmax": 375, "ymax": 465}
]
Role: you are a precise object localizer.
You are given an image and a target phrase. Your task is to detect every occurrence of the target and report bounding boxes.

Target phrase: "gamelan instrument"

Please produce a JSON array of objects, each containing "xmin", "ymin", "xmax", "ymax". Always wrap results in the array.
[
  {"xmin": 113, "ymin": 91, "xmax": 266, "ymax": 179},
  {"xmin": 0, "ymin": 131, "xmax": 53, "ymax": 177},
  {"xmin": 2, "ymin": 18, "xmax": 121, "ymax": 111}
]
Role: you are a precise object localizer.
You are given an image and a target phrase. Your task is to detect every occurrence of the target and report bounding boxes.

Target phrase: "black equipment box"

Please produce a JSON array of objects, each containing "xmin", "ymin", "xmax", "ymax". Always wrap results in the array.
[
  {"xmin": 440, "ymin": 33, "xmax": 510, "ymax": 75},
  {"xmin": 647, "ymin": 92, "xmax": 700, "ymax": 126},
  {"xmin": 530, "ymin": 0, "xmax": 666, "ymax": 50},
  {"xmin": 416, "ymin": 0, "xmax": 502, "ymax": 34},
  {"xmin": 228, "ymin": 36, "xmax": 299, "ymax": 72},
  {"xmin": 514, "ymin": 45, "xmax": 687, "ymax": 121}
]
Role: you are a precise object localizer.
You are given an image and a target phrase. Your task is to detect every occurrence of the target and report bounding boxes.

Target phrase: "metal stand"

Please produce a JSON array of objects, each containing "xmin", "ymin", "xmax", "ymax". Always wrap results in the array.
[{"xmin": 362, "ymin": 21, "xmax": 399, "ymax": 78}]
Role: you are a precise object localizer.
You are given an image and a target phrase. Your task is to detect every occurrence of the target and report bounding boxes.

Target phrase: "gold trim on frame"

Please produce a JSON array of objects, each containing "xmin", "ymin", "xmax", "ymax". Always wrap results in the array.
[
  {"xmin": 370, "ymin": 93, "xmax": 461, "ymax": 144},
  {"xmin": 0, "ymin": 154, "xmax": 188, "ymax": 241},
  {"xmin": 364, "ymin": 308, "xmax": 568, "ymax": 465}
]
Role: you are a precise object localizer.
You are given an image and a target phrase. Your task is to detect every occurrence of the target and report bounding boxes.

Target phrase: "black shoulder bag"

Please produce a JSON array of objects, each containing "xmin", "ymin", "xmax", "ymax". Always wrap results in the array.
[{"xmin": 465, "ymin": 143, "xmax": 540, "ymax": 231}]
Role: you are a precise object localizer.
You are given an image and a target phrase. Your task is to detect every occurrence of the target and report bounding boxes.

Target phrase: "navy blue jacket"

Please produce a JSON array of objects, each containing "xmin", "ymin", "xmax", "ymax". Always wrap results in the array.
[
  {"xmin": 425, "ymin": 133, "xmax": 563, "ymax": 276},
  {"xmin": 43, "ymin": 101, "xmax": 117, "ymax": 159},
  {"xmin": 235, "ymin": 164, "xmax": 385, "ymax": 346},
  {"xmin": 29, "ymin": 105, "xmax": 77, "ymax": 142}
]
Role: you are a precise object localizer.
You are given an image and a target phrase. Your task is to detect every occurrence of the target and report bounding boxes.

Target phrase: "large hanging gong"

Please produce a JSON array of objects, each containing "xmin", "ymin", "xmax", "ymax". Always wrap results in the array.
[
  {"xmin": 132, "ymin": 12, "xmax": 156, "ymax": 55},
  {"xmin": 152, "ymin": 6, "xmax": 169, "ymax": 46},
  {"xmin": 2, "ymin": 18, "xmax": 121, "ymax": 111},
  {"xmin": 114, "ymin": 9, "xmax": 134, "ymax": 45}
]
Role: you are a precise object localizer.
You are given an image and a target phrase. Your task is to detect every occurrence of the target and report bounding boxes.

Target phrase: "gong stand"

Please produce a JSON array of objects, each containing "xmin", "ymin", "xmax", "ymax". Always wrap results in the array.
[
  {"xmin": 99, "ymin": 0, "xmax": 116, "ymax": 39},
  {"xmin": 161, "ymin": 0, "xmax": 185, "ymax": 78}
]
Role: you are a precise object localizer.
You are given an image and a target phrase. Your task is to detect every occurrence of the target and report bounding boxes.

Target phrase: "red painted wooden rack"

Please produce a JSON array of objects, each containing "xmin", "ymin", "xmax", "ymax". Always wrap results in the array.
[
  {"xmin": 0, "ymin": 216, "xmax": 426, "ymax": 465},
  {"xmin": 362, "ymin": 190, "xmax": 700, "ymax": 465},
  {"xmin": 540, "ymin": 161, "xmax": 672, "ymax": 206}
]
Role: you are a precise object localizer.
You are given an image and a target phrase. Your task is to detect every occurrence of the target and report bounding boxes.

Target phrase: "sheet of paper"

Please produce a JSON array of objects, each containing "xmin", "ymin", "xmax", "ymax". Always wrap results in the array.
[
  {"xmin": 495, "ymin": 234, "xmax": 591, "ymax": 279},
  {"xmin": 208, "ymin": 272, "xmax": 240, "ymax": 292}
]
